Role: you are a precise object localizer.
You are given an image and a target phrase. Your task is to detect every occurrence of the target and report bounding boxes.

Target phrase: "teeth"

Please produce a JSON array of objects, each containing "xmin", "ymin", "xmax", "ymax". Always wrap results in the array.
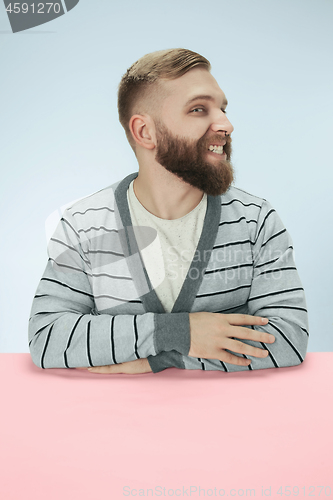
[{"xmin": 208, "ymin": 145, "xmax": 223, "ymax": 155}]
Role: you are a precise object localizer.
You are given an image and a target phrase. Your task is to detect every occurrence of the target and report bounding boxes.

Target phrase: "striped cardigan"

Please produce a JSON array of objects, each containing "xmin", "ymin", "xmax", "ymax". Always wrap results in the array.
[{"xmin": 28, "ymin": 171, "xmax": 309, "ymax": 373}]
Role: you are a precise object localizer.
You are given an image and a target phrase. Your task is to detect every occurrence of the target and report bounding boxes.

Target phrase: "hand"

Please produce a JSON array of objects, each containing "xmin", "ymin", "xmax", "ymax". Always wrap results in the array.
[
  {"xmin": 188, "ymin": 312, "xmax": 275, "ymax": 367},
  {"xmin": 76, "ymin": 358, "xmax": 152, "ymax": 374}
]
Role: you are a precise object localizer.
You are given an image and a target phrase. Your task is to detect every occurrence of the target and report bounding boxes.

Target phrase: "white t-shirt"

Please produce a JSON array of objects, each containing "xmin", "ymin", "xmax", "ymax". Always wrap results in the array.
[{"xmin": 127, "ymin": 179, "xmax": 207, "ymax": 312}]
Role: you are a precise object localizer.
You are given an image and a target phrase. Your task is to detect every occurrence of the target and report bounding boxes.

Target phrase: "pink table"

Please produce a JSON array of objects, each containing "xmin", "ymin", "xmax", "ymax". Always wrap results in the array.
[{"xmin": 1, "ymin": 353, "xmax": 332, "ymax": 500}]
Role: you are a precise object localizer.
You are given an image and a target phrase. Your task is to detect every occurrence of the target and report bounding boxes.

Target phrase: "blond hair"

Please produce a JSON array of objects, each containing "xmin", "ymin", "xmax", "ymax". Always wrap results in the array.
[{"xmin": 117, "ymin": 48, "xmax": 211, "ymax": 152}]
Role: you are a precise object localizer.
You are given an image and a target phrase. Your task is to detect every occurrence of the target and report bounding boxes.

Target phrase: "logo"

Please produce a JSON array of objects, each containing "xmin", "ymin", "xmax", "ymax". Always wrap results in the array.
[{"xmin": 3, "ymin": 0, "xmax": 80, "ymax": 33}]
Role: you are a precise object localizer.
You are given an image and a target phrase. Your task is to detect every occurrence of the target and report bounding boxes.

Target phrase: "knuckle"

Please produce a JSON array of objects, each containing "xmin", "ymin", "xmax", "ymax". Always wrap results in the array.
[
  {"xmin": 241, "ymin": 328, "xmax": 250, "ymax": 338},
  {"xmin": 224, "ymin": 351, "xmax": 234, "ymax": 363},
  {"xmin": 236, "ymin": 340, "xmax": 245, "ymax": 350},
  {"xmin": 230, "ymin": 353, "xmax": 242, "ymax": 365}
]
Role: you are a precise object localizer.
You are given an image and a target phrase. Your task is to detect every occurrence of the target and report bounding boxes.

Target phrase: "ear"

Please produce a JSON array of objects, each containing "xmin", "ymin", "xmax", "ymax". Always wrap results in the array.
[{"xmin": 129, "ymin": 114, "xmax": 156, "ymax": 151}]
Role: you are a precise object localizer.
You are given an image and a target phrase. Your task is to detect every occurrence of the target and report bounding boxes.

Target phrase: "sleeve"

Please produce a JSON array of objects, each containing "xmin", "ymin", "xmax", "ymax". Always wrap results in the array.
[
  {"xmin": 242, "ymin": 199, "xmax": 309, "ymax": 368},
  {"xmin": 147, "ymin": 200, "xmax": 309, "ymax": 373},
  {"xmin": 28, "ymin": 209, "xmax": 190, "ymax": 369}
]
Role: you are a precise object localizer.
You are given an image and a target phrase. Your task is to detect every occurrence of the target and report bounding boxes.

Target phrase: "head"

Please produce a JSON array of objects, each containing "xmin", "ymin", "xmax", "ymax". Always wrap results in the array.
[{"xmin": 117, "ymin": 48, "xmax": 235, "ymax": 196}]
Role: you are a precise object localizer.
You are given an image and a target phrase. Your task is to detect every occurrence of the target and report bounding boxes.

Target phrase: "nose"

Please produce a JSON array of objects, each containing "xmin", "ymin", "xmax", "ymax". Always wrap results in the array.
[{"xmin": 210, "ymin": 110, "xmax": 234, "ymax": 136}]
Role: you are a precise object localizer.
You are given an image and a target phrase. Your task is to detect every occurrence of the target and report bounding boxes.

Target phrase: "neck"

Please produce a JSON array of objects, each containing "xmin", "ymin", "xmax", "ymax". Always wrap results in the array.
[{"xmin": 133, "ymin": 165, "xmax": 204, "ymax": 220}]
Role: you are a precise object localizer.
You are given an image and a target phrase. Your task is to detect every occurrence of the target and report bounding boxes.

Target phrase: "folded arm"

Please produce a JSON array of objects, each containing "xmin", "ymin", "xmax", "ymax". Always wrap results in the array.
[
  {"xmin": 28, "ymin": 209, "xmax": 191, "ymax": 369},
  {"xmin": 147, "ymin": 200, "xmax": 309, "ymax": 373}
]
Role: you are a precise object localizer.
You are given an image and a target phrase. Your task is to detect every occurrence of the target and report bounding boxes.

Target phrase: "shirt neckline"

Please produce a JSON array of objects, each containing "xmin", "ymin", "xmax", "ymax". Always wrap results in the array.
[
  {"xmin": 113, "ymin": 171, "xmax": 222, "ymax": 314},
  {"xmin": 128, "ymin": 179, "xmax": 207, "ymax": 222}
]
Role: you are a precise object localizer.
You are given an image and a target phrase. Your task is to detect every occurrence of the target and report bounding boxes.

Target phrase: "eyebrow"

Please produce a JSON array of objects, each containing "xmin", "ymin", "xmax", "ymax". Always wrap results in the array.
[{"xmin": 184, "ymin": 94, "xmax": 228, "ymax": 108}]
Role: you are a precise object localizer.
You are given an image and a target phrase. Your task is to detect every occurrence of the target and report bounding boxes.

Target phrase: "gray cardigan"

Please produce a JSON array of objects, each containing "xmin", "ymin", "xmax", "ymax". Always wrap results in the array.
[{"xmin": 28, "ymin": 172, "xmax": 309, "ymax": 373}]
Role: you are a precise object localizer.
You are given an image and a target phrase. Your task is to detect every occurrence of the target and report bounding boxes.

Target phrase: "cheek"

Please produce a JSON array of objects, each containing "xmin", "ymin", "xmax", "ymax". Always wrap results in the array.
[{"xmin": 193, "ymin": 121, "xmax": 210, "ymax": 140}]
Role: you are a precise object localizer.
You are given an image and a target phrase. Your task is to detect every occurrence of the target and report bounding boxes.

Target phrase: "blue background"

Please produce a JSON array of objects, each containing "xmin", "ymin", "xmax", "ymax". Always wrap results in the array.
[{"xmin": 0, "ymin": 0, "xmax": 332, "ymax": 352}]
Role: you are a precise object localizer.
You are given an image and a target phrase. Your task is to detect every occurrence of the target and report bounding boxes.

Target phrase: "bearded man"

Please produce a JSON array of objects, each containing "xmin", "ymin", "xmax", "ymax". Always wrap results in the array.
[{"xmin": 28, "ymin": 48, "xmax": 309, "ymax": 375}]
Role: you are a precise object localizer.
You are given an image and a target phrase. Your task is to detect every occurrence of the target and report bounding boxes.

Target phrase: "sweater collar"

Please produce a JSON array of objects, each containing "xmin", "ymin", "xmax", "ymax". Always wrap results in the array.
[{"xmin": 113, "ymin": 171, "xmax": 221, "ymax": 314}]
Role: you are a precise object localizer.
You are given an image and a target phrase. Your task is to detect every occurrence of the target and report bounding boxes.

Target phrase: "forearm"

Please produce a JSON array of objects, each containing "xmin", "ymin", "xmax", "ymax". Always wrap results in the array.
[
  {"xmin": 148, "ymin": 317, "xmax": 308, "ymax": 374},
  {"xmin": 147, "ymin": 303, "xmax": 309, "ymax": 374},
  {"xmin": 186, "ymin": 315, "xmax": 308, "ymax": 372},
  {"xmin": 29, "ymin": 261, "xmax": 190, "ymax": 369}
]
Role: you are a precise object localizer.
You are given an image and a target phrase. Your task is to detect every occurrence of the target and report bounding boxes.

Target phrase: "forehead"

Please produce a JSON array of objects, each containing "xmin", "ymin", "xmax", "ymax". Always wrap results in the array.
[{"xmin": 160, "ymin": 67, "xmax": 227, "ymax": 109}]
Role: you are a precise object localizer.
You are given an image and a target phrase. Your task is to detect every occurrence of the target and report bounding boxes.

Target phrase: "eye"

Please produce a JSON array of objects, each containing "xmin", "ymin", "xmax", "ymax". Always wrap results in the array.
[{"xmin": 190, "ymin": 107, "xmax": 227, "ymax": 114}]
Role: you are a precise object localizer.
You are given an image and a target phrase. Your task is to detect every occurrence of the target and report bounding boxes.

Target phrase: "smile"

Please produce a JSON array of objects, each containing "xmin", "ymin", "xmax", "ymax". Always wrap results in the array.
[{"xmin": 208, "ymin": 145, "xmax": 223, "ymax": 155}]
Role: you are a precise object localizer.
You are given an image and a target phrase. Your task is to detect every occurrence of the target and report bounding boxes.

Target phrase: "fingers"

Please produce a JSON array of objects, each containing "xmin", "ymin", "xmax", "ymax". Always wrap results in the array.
[
  {"xmin": 218, "ymin": 343, "xmax": 268, "ymax": 366},
  {"xmin": 88, "ymin": 366, "xmax": 118, "ymax": 374},
  {"xmin": 225, "ymin": 338, "xmax": 269, "ymax": 359},
  {"xmin": 225, "ymin": 325, "xmax": 274, "ymax": 360},
  {"xmin": 87, "ymin": 359, "xmax": 152, "ymax": 375},
  {"xmin": 219, "ymin": 351, "xmax": 252, "ymax": 367},
  {"xmin": 225, "ymin": 314, "xmax": 269, "ymax": 327},
  {"xmin": 231, "ymin": 325, "xmax": 275, "ymax": 344}
]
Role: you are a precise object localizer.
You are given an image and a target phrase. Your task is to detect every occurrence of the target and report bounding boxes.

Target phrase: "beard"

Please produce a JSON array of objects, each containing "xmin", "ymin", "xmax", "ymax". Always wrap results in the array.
[{"xmin": 154, "ymin": 119, "xmax": 234, "ymax": 196}]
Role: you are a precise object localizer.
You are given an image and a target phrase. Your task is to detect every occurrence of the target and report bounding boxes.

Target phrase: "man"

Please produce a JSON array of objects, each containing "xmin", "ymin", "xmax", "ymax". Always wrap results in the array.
[{"xmin": 28, "ymin": 48, "xmax": 309, "ymax": 375}]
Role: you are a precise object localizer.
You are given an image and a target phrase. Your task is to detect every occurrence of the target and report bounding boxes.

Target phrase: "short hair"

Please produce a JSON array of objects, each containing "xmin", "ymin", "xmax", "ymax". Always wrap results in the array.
[{"xmin": 117, "ymin": 48, "xmax": 211, "ymax": 153}]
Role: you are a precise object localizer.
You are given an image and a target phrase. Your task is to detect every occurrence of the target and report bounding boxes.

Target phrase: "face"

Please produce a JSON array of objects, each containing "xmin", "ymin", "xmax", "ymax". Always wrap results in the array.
[{"xmin": 153, "ymin": 67, "xmax": 235, "ymax": 196}]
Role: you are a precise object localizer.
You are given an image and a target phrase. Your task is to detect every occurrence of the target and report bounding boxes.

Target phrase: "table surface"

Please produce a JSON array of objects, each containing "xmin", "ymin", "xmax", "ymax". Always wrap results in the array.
[{"xmin": 1, "ymin": 353, "xmax": 332, "ymax": 500}]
